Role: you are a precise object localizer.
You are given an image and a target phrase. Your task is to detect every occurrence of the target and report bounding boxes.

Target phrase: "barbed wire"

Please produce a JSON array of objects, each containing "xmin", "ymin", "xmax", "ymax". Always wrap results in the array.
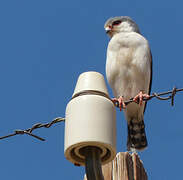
[
  {"xmin": 0, "ymin": 87, "xmax": 182, "ymax": 142},
  {"xmin": 0, "ymin": 117, "xmax": 65, "ymax": 141},
  {"xmin": 117, "ymin": 87, "xmax": 183, "ymax": 107}
]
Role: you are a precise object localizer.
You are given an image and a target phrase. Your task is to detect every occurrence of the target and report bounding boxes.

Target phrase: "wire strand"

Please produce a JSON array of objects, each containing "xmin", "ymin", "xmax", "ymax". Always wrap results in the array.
[
  {"xmin": 0, "ymin": 87, "xmax": 182, "ymax": 141},
  {"xmin": 0, "ymin": 117, "xmax": 65, "ymax": 141}
]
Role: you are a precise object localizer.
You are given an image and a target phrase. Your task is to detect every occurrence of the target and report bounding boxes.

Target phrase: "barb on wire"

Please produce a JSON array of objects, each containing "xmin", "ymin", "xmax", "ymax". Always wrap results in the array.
[
  {"xmin": 0, "ymin": 117, "xmax": 65, "ymax": 141},
  {"xmin": 115, "ymin": 87, "xmax": 183, "ymax": 107},
  {"xmin": 0, "ymin": 87, "xmax": 183, "ymax": 142}
]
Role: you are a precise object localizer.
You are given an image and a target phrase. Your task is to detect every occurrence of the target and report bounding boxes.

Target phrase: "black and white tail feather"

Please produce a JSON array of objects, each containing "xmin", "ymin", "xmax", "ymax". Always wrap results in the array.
[{"xmin": 127, "ymin": 117, "xmax": 147, "ymax": 151}]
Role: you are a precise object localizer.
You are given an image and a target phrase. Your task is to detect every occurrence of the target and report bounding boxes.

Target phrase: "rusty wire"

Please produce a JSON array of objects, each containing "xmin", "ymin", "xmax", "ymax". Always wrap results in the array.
[
  {"xmin": 118, "ymin": 87, "xmax": 183, "ymax": 107},
  {"xmin": 0, "ymin": 117, "xmax": 65, "ymax": 141},
  {"xmin": 0, "ymin": 87, "xmax": 183, "ymax": 142}
]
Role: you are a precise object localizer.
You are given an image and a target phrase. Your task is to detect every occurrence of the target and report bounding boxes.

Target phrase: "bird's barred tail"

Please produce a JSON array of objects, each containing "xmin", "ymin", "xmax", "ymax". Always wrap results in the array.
[{"xmin": 127, "ymin": 118, "xmax": 147, "ymax": 151}]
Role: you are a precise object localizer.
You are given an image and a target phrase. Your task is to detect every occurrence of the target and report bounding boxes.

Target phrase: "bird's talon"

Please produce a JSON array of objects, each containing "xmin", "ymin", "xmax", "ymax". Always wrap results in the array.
[
  {"xmin": 112, "ymin": 96, "xmax": 126, "ymax": 110},
  {"xmin": 133, "ymin": 92, "xmax": 150, "ymax": 105}
]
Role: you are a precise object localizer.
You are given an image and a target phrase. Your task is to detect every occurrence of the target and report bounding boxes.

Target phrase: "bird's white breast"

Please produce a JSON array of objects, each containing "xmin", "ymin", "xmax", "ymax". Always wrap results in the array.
[{"xmin": 106, "ymin": 32, "xmax": 151, "ymax": 100}]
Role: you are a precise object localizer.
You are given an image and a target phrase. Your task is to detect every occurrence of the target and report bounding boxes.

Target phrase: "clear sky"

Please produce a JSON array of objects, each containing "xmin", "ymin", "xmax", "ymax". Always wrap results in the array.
[{"xmin": 0, "ymin": 0, "xmax": 183, "ymax": 180}]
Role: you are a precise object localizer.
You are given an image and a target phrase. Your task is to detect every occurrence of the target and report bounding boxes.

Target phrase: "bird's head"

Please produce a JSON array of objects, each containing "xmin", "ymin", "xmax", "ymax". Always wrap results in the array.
[{"xmin": 104, "ymin": 16, "xmax": 140, "ymax": 38}]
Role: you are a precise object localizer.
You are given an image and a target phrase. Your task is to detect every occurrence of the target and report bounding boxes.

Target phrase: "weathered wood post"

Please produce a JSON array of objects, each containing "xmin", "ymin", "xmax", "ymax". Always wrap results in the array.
[{"xmin": 84, "ymin": 152, "xmax": 148, "ymax": 180}]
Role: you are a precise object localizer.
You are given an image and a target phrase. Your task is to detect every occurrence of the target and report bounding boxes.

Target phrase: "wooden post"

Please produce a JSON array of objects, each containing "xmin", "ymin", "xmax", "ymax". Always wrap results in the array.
[{"xmin": 84, "ymin": 152, "xmax": 148, "ymax": 180}]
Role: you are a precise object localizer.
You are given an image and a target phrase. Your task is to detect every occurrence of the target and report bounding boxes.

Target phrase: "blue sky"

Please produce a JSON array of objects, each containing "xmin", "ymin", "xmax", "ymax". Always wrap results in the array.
[{"xmin": 0, "ymin": 0, "xmax": 183, "ymax": 179}]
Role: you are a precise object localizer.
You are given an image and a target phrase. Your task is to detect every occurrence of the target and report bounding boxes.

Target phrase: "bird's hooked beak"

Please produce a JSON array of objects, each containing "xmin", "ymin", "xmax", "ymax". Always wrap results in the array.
[{"xmin": 105, "ymin": 26, "xmax": 112, "ymax": 34}]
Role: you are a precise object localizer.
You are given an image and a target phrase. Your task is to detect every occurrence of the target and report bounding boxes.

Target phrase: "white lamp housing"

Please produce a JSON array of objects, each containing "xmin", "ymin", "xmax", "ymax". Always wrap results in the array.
[{"xmin": 64, "ymin": 71, "xmax": 116, "ymax": 166}]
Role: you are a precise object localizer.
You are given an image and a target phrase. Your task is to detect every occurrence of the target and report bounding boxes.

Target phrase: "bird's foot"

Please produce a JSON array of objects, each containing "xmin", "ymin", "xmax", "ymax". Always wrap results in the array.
[
  {"xmin": 133, "ymin": 91, "xmax": 150, "ymax": 105},
  {"xmin": 112, "ymin": 96, "xmax": 126, "ymax": 111}
]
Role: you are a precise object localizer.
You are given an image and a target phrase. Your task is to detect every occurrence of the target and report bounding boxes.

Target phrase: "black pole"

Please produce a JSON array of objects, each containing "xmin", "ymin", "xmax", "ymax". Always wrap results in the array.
[{"xmin": 81, "ymin": 146, "xmax": 104, "ymax": 180}]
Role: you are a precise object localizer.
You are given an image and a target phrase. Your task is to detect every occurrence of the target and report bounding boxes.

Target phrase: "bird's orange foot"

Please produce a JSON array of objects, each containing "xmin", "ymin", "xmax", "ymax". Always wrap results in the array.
[
  {"xmin": 112, "ymin": 96, "xmax": 126, "ymax": 111},
  {"xmin": 133, "ymin": 91, "xmax": 150, "ymax": 105}
]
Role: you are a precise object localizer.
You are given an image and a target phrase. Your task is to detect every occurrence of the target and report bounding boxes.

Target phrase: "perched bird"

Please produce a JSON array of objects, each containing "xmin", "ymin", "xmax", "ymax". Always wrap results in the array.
[{"xmin": 104, "ymin": 16, "xmax": 152, "ymax": 151}]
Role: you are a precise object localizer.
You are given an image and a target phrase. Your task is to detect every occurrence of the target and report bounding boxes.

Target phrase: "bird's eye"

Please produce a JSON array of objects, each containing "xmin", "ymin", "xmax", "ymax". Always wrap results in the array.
[{"xmin": 112, "ymin": 20, "xmax": 122, "ymax": 26}]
